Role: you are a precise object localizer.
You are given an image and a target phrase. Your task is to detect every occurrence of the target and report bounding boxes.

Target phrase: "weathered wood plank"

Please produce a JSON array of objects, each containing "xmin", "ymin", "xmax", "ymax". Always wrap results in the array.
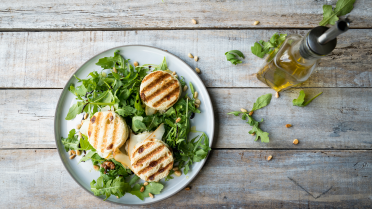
[
  {"xmin": 1, "ymin": 88, "xmax": 371, "ymax": 149},
  {"xmin": 1, "ymin": 149, "xmax": 371, "ymax": 208},
  {"xmin": 0, "ymin": 0, "xmax": 371, "ymax": 30},
  {"xmin": 0, "ymin": 30, "xmax": 371, "ymax": 88}
]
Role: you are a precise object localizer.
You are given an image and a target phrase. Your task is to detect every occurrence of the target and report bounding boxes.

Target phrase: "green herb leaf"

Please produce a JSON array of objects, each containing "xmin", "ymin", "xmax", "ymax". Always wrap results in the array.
[
  {"xmin": 293, "ymin": 90, "xmax": 323, "ymax": 107},
  {"xmin": 252, "ymin": 93, "xmax": 272, "ymax": 111},
  {"xmin": 79, "ymin": 134, "xmax": 95, "ymax": 151},
  {"xmin": 225, "ymin": 50, "xmax": 245, "ymax": 65},
  {"xmin": 90, "ymin": 176, "xmax": 131, "ymax": 200},
  {"xmin": 132, "ymin": 116, "xmax": 147, "ymax": 132},
  {"xmin": 319, "ymin": 0, "xmax": 356, "ymax": 26},
  {"xmin": 129, "ymin": 182, "xmax": 164, "ymax": 200},
  {"xmin": 251, "ymin": 33, "xmax": 287, "ymax": 58},
  {"xmin": 61, "ymin": 129, "xmax": 79, "ymax": 152},
  {"xmin": 116, "ymin": 106, "xmax": 137, "ymax": 117},
  {"xmin": 65, "ymin": 103, "xmax": 85, "ymax": 120}
]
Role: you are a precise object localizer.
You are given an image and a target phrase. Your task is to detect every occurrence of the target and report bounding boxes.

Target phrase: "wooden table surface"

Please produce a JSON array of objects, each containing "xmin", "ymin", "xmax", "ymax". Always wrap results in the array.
[{"xmin": 1, "ymin": 0, "xmax": 372, "ymax": 208}]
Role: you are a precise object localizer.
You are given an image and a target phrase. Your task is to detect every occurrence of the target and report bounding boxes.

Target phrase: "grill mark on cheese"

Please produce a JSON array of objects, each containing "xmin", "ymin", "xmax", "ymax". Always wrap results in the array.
[
  {"xmin": 146, "ymin": 162, "xmax": 173, "ymax": 181},
  {"xmin": 132, "ymin": 141, "xmax": 155, "ymax": 158},
  {"xmin": 142, "ymin": 71, "xmax": 165, "ymax": 83},
  {"xmin": 100, "ymin": 113, "xmax": 111, "ymax": 153},
  {"xmin": 92, "ymin": 112, "xmax": 102, "ymax": 149},
  {"xmin": 137, "ymin": 155, "xmax": 169, "ymax": 175},
  {"xmin": 141, "ymin": 73, "xmax": 172, "ymax": 93},
  {"xmin": 112, "ymin": 116, "xmax": 119, "ymax": 152},
  {"xmin": 152, "ymin": 87, "xmax": 180, "ymax": 108},
  {"xmin": 133, "ymin": 145, "xmax": 166, "ymax": 166},
  {"xmin": 143, "ymin": 79, "xmax": 179, "ymax": 103},
  {"xmin": 95, "ymin": 112, "xmax": 106, "ymax": 151}
]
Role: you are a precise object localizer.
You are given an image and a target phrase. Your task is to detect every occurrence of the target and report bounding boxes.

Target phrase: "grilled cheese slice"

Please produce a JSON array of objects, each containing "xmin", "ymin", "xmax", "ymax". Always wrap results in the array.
[
  {"xmin": 140, "ymin": 71, "xmax": 181, "ymax": 111},
  {"xmin": 131, "ymin": 138, "xmax": 173, "ymax": 182},
  {"xmin": 87, "ymin": 111, "xmax": 129, "ymax": 159}
]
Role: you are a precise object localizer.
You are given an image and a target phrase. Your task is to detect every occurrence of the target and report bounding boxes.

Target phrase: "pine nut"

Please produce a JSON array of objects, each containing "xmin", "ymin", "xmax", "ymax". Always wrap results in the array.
[
  {"xmin": 134, "ymin": 61, "xmax": 139, "ymax": 67},
  {"xmin": 78, "ymin": 132, "xmax": 82, "ymax": 139},
  {"xmin": 140, "ymin": 186, "xmax": 145, "ymax": 193},
  {"xmin": 68, "ymin": 150, "xmax": 73, "ymax": 156},
  {"xmin": 93, "ymin": 165, "xmax": 100, "ymax": 171},
  {"xmin": 175, "ymin": 170, "xmax": 182, "ymax": 176},
  {"xmin": 293, "ymin": 139, "xmax": 299, "ymax": 145},
  {"xmin": 195, "ymin": 99, "xmax": 201, "ymax": 104},
  {"xmin": 149, "ymin": 193, "xmax": 154, "ymax": 198},
  {"xmin": 195, "ymin": 104, "xmax": 200, "ymax": 108},
  {"xmin": 267, "ymin": 155, "xmax": 272, "ymax": 161},
  {"xmin": 185, "ymin": 186, "xmax": 191, "ymax": 191},
  {"xmin": 76, "ymin": 124, "xmax": 82, "ymax": 129},
  {"xmin": 84, "ymin": 113, "xmax": 89, "ymax": 120},
  {"xmin": 76, "ymin": 150, "xmax": 81, "ymax": 156},
  {"xmin": 191, "ymin": 19, "xmax": 197, "ymax": 24},
  {"xmin": 70, "ymin": 150, "xmax": 76, "ymax": 155},
  {"xmin": 251, "ymin": 133, "xmax": 255, "ymax": 136},
  {"xmin": 249, "ymin": 111, "xmax": 254, "ymax": 116},
  {"xmin": 195, "ymin": 67, "xmax": 201, "ymax": 74},
  {"xmin": 69, "ymin": 155, "xmax": 76, "ymax": 160},
  {"xmin": 194, "ymin": 56, "xmax": 199, "ymax": 62},
  {"xmin": 176, "ymin": 117, "xmax": 181, "ymax": 123},
  {"xmin": 285, "ymin": 124, "xmax": 292, "ymax": 128},
  {"xmin": 144, "ymin": 182, "xmax": 149, "ymax": 186},
  {"xmin": 173, "ymin": 167, "xmax": 179, "ymax": 171},
  {"xmin": 241, "ymin": 108, "xmax": 248, "ymax": 113},
  {"xmin": 188, "ymin": 53, "xmax": 194, "ymax": 58},
  {"xmin": 183, "ymin": 85, "xmax": 188, "ymax": 92},
  {"xmin": 194, "ymin": 91, "xmax": 198, "ymax": 99},
  {"xmin": 113, "ymin": 67, "xmax": 117, "ymax": 73},
  {"xmin": 253, "ymin": 21, "xmax": 260, "ymax": 25},
  {"xmin": 275, "ymin": 92, "xmax": 279, "ymax": 98}
]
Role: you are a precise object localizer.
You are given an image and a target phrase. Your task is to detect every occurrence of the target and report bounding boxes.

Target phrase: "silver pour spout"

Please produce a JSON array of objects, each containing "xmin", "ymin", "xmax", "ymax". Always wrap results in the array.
[{"xmin": 318, "ymin": 20, "xmax": 350, "ymax": 44}]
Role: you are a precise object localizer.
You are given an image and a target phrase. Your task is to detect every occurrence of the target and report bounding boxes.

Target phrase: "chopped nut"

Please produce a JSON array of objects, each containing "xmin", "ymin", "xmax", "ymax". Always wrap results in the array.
[
  {"xmin": 195, "ymin": 99, "xmax": 201, "ymax": 104},
  {"xmin": 253, "ymin": 21, "xmax": 260, "ymax": 25},
  {"xmin": 191, "ymin": 19, "xmax": 197, "ymax": 24},
  {"xmin": 84, "ymin": 113, "xmax": 89, "ymax": 120},
  {"xmin": 140, "ymin": 186, "xmax": 145, "ymax": 193},
  {"xmin": 285, "ymin": 124, "xmax": 292, "ymax": 128},
  {"xmin": 70, "ymin": 150, "xmax": 76, "ymax": 155},
  {"xmin": 68, "ymin": 150, "xmax": 73, "ymax": 156},
  {"xmin": 183, "ymin": 85, "xmax": 188, "ymax": 92},
  {"xmin": 102, "ymin": 72, "xmax": 107, "ymax": 77},
  {"xmin": 76, "ymin": 124, "xmax": 82, "ymax": 130},
  {"xmin": 275, "ymin": 92, "xmax": 280, "ymax": 98},
  {"xmin": 143, "ymin": 182, "xmax": 149, "ymax": 186},
  {"xmin": 194, "ymin": 91, "xmax": 198, "ymax": 99},
  {"xmin": 176, "ymin": 117, "xmax": 181, "ymax": 123},
  {"xmin": 113, "ymin": 67, "xmax": 118, "ymax": 73},
  {"xmin": 134, "ymin": 61, "xmax": 139, "ymax": 67},
  {"xmin": 78, "ymin": 132, "xmax": 82, "ymax": 139},
  {"xmin": 267, "ymin": 155, "xmax": 272, "ymax": 161},
  {"xmin": 149, "ymin": 193, "xmax": 154, "ymax": 198},
  {"xmin": 188, "ymin": 53, "xmax": 194, "ymax": 58},
  {"xmin": 241, "ymin": 108, "xmax": 248, "ymax": 113},
  {"xmin": 251, "ymin": 133, "xmax": 255, "ymax": 136},
  {"xmin": 93, "ymin": 165, "xmax": 100, "ymax": 171},
  {"xmin": 249, "ymin": 111, "xmax": 254, "ymax": 116},
  {"xmin": 173, "ymin": 167, "xmax": 179, "ymax": 171},
  {"xmin": 195, "ymin": 104, "xmax": 200, "ymax": 108},
  {"xmin": 175, "ymin": 170, "xmax": 182, "ymax": 176},
  {"xmin": 194, "ymin": 56, "xmax": 199, "ymax": 62},
  {"xmin": 195, "ymin": 67, "xmax": 201, "ymax": 74},
  {"xmin": 185, "ymin": 186, "xmax": 191, "ymax": 191},
  {"xmin": 76, "ymin": 150, "xmax": 81, "ymax": 156},
  {"xmin": 102, "ymin": 161, "xmax": 115, "ymax": 170},
  {"xmin": 69, "ymin": 155, "xmax": 76, "ymax": 160},
  {"xmin": 293, "ymin": 139, "xmax": 299, "ymax": 145}
]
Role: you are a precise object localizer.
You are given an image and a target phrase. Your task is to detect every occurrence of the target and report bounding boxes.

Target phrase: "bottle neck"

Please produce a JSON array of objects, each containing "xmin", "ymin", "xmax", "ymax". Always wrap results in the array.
[{"xmin": 299, "ymin": 35, "xmax": 325, "ymax": 60}]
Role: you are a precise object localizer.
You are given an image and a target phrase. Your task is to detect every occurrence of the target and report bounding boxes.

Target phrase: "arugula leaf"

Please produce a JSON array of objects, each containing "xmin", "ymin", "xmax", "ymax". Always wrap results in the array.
[
  {"xmin": 129, "ymin": 182, "xmax": 164, "ymax": 200},
  {"xmin": 79, "ymin": 134, "xmax": 95, "ymax": 151},
  {"xmin": 116, "ymin": 106, "xmax": 137, "ymax": 117},
  {"xmin": 129, "ymin": 175, "xmax": 140, "ymax": 186},
  {"xmin": 132, "ymin": 116, "xmax": 147, "ymax": 132},
  {"xmin": 252, "ymin": 93, "xmax": 272, "ymax": 111},
  {"xmin": 90, "ymin": 176, "xmax": 131, "ymax": 200},
  {"xmin": 319, "ymin": 0, "xmax": 356, "ymax": 26},
  {"xmin": 225, "ymin": 50, "xmax": 245, "ymax": 65},
  {"xmin": 65, "ymin": 103, "xmax": 85, "ymax": 120},
  {"xmin": 189, "ymin": 82, "xmax": 195, "ymax": 96},
  {"xmin": 61, "ymin": 129, "xmax": 79, "ymax": 152},
  {"xmin": 251, "ymin": 33, "xmax": 287, "ymax": 58},
  {"xmin": 96, "ymin": 50, "xmax": 125, "ymax": 70},
  {"xmin": 293, "ymin": 90, "xmax": 323, "ymax": 107}
]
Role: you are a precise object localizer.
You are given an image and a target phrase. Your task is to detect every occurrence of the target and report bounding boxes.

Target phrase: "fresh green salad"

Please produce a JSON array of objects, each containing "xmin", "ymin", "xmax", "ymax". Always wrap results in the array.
[{"xmin": 61, "ymin": 50, "xmax": 211, "ymax": 200}]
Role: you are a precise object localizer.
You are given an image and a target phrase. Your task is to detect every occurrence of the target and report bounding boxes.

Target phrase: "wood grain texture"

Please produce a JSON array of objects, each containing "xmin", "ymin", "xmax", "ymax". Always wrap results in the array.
[
  {"xmin": 0, "ymin": 30, "xmax": 371, "ymax": 88},
  {"xmin": 0, "ymin": 149, "xmax": 371, "ymax": 208},
  {"xmin": 0, "ymin": 0, "xmax": 371, "ymax": 30},
  {"xmin": 1, "ymin": 88, "xmax": 371, "ymax": 149}
]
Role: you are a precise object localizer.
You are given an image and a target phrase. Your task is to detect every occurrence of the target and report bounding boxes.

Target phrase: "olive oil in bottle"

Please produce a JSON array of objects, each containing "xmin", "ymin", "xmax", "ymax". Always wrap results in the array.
[{"xmin": 257, "ymin": 20, "xmax": 350, "ymax": 92}]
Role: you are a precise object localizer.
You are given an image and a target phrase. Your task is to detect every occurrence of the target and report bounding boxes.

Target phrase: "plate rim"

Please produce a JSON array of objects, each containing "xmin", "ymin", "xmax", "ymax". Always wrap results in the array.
[{"xmin": 53, "ymin": 44, "xmax": 215, "ymax": 206}]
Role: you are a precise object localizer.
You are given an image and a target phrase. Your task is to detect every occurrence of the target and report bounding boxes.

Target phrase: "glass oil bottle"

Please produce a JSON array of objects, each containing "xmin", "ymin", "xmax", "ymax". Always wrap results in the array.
[{"xmin": 257, "ymin": 20, "xmax": 350, "ymax": 92}]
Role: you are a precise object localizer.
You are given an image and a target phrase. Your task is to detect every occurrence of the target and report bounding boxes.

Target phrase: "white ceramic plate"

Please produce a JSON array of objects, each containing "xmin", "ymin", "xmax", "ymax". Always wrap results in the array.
[{"xmin": 54, "ymin": 45, "xmax": 215, "ymax": 205}]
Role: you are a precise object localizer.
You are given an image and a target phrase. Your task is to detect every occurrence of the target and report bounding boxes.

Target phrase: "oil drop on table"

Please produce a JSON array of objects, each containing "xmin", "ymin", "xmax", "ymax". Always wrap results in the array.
[{"xmin": 257, "ymin": 20, "xmax": 350, "ymax": 92}]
